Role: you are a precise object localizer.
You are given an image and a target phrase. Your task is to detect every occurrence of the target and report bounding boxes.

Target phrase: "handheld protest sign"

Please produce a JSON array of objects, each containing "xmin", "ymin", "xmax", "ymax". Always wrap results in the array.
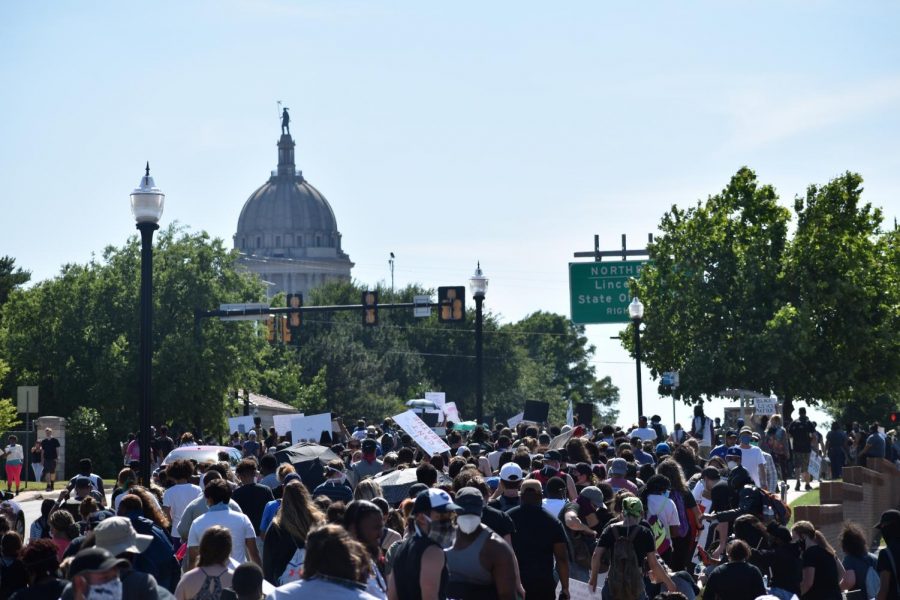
[{"xmin": 523, "ymin": 400, "xmax": 550, "ymax": 424}]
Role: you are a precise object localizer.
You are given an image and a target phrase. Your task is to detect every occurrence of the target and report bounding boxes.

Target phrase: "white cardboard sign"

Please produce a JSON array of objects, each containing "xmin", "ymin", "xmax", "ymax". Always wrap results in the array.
[
  {"xmin": 556, "ymin": 578, "xmax": 603, "ymax": 599},
  {"xmin": 273, "ymin": 413, "xmax": 303, "ymax": 436},
  {"xmin": 507, "ymin": 412, "xmax": 525, "ymax": 429},
  {"xmin": 443, "ymin": 402, "xmax": 461, "ymax": 423},
  {"xmin": 290, "ymin": 412, "xmax": 332, "ymax": 443},
  {"xmin": 227, "ymin": 416, "xmax": 255, "ymax": 435},
  {"xmin": 425, "ymin": 392, "xmax": 446, "ymax": 409},
  {"xmin": 392, "ymin": 410, "xmax": 451, "ymax": 456},
  {"xmin": 755, "ymin": 398, "xmax": 777, "ymax": 416},
  {"xmin": 808, "ymin": 451, "xmax": 822, "ymax": 479}
]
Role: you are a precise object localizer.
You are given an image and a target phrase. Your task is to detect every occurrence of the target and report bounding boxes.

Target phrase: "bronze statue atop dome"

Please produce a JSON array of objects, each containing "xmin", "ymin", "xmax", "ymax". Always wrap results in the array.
[{"xmin": 281, "ymin": 107, "xmax": 290, "ymax": 135}]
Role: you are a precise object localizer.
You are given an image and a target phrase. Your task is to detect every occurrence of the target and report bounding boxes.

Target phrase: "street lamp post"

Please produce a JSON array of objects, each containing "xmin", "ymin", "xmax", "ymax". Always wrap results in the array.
[
  {"xmin": 469, "ymin": 263, "xmax": 488, "ymax": 426},
  {"xmin": 130, "ymin": 163, "xmax": 165, "ymax": 486},
  {"xmin": 629, "ymin": 296, "xmax": 645, "ymax": 419}
]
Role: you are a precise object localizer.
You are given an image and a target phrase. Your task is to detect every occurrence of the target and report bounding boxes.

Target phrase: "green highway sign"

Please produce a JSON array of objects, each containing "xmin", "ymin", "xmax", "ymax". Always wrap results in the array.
[{"xmin": 569, "ymin": 260, "xmax": 648, "ymax": 324}]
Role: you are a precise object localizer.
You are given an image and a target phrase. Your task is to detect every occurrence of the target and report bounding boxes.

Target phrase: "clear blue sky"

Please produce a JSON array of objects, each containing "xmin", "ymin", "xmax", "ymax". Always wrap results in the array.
[{"xmin": 2, "ymin": 1, "xmax": 899, "ymax": 427}]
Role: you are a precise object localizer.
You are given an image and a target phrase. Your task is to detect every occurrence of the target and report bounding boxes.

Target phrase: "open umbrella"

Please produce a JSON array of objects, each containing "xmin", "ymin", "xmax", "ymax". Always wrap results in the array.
[
  {"xmin": 453, "ymin": 421, "xmax": 478, "ymax": 432},
  {"xmin": 406, "ymin": 399, "xmax": 437, "ymax": 410},
  {"xmin": 274, "ymin": 443, "xmax": 339, "ymax": 491},
  {"xmin": 372, "ymin": 467, "xmax": 452, "ymax": 505}
]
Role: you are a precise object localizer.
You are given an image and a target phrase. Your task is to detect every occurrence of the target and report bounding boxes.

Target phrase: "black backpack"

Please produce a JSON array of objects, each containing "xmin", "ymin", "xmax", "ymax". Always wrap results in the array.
[{"xmin": 651, "ymin": 422, "xmax": 665, "ymax": 443}]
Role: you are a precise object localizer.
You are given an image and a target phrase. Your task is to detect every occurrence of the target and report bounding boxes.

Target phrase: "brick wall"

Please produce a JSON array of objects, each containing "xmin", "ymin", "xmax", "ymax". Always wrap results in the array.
[{"xmin": 795, "ymin": 459, "xmax": 899, "ymax": 551}]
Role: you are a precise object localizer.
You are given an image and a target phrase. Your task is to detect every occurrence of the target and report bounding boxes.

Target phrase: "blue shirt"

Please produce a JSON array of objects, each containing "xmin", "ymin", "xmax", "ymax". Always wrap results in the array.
[
  {"xmin": 710, "ymin": 444, "xmax": 733, "ymax": 460},
  {"xmin": 633, "ymin": 449, "xmax": 656, "ymax": 466},
  {"xmin": 260, "ymin": 499, "xmax": 281, "ymax": 534}
]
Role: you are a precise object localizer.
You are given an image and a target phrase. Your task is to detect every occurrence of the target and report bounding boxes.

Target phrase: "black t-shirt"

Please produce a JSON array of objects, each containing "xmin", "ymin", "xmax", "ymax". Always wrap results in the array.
[
  {"xmin": 488, "ymin": 494, "xmax": 520, "ymax": 512},
  {"xmin": 789, "ymin": 419, "xmax": 814, "ymax": 453},
  {"xmin": 40, "ymin": 438, "xmax": 60, "ymax": 461},
  {"xmin": 710, "ymin": 480, "xmax": 733, "ymax": 512},
  {"xmin": 598, "ymin": 521, "xmax": 655, "ymax": 568},
  {"xmin": 232, "ymin": 483, "xmax": 275, "ymax": 535},
  {"xmin": 155, "ymin": 436, "xmax": 174, "ymax": 458},
  {"xmin": 705, "ymin": 561, "xmax": 767, "ymax": 600},
  {"xmin": 876, "ymin": 540, "xmax": 900, "ymax": 600},
  {"xmin": 801, "ymin": 545, "xmax": 842, "ymax": 600},
  {"xmin": 508, "ymin": 504, "xmax": 567, "ymax": 585},
  {"xmin": 754, "ymin": 543, "xmax": 803, "ymax": 594},
  {"xmin": 481, "ymin": 505, "xmax": 515, "ymax": 538}
]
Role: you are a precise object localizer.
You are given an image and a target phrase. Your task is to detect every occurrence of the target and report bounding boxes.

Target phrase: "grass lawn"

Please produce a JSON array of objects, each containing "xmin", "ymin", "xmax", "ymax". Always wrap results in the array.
[{"xmin": 787, "ymin": 488, "xmax": 820, "ymax": 527}]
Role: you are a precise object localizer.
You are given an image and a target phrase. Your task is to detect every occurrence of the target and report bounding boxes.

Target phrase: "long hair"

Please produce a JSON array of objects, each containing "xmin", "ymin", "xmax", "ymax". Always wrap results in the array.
[
  {"xmin": 198, "ymin": 526, "xmax": 232, "ymax": 567},
  {"xmin": 839, "ymin": 522, "xmax": 869, "ymax": 558},
  {"xmin": 129, "ymin": 486, "xmax": 170, "ymax": 531},
  {"xmin": 792, "ymin": 520, "xmax": 837, "ymax": 556},
  {"xmin": 353, "ymin": 479, "xmax": 383, "ymax": 502},
  {"xmin": 302, "ymin": 524, "xmax": 367, "ymax": 582},
  {"xmin": 273, "ymin": 482, "xmax": 324, "ymax": 543},
  {"xmin": 656, "ymin": 459, "xmax": 689, "ymax": 494}
]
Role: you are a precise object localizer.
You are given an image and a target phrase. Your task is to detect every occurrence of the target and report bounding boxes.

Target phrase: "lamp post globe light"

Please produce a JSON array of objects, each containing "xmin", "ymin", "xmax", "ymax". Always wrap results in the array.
[
  {"xmin": 469, "ymin": 262, "xmax": 488, "ymax": 426},
  {"xmin": 628, "ymin": 296, "xmax": 645, "ymax": 419},
  {"xmin": 131, "ymin": 163, "xmax": 164, "ymax": 486}
]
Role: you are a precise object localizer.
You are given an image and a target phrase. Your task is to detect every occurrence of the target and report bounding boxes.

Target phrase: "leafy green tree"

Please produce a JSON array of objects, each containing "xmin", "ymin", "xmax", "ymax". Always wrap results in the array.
[
  {"xmin": 0, "ymin": 359, "xmax": 22, "ymax": 434},
  {"xmin": 770, "ymin": 173, "xmax": 900, "ymax": 419},
  {"xmin": 0, "ymin": 256, "xmax": 30, "ymax": 310},
  {"xmin": 592, "ymin": 375, "xmax": 621, "ymax": 425},
  {"xmin": 66, "ymin": 406, "xmax": 114, "ymax": 477},
  {"xmin": 630, "ymin": 167, "xmax": 790, "ymax": 407},
  {"xmin": 0, "ymin": 225, "xmax": 317, "ymax": 454}
]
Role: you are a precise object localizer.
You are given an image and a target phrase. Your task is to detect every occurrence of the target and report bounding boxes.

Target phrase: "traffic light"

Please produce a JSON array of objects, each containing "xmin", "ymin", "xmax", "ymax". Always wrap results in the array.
[
  {"xmin": 362, "ymin": 291, "xmax": 378, "ymax": 326},
  {"xmin": 287, "ymin": 293, "xmax": 303, "ymax": 343},
  {"xmin": 438, "ymin": 286, "xmax": 465, "ymax": 322},
  {"xmin": 280, "ymin": 316, "xmax": 291, "ymax": 344},
  {"xmin": 890, "ymin": 411, "xmax": 899, "ymax": 426},
  {"xmin": 265, "ymin": 317, "xmax": 276, "ymax": 343}
]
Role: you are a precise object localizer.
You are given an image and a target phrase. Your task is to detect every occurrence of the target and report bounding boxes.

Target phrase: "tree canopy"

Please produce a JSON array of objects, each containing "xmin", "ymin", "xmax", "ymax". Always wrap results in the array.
[{"xmin": 630, "ymin": 168, "xmax": 898, "ymax": 423}]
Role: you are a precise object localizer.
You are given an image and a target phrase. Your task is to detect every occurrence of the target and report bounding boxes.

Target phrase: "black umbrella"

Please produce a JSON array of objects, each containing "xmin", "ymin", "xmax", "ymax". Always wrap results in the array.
[
  {"xmin": 371, "ymin": 467, "xmax": 452, "ymax": 505},
  {"xmin": 274, "ymin": 442, "xmax": 339, "ymax": 491}
]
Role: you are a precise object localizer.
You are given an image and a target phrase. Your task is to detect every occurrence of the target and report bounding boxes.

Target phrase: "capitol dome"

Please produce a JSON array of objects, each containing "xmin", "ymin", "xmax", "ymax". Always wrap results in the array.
[{"xmin": 234, "ymin": 126, "xmax": 353, "ymax": 297}]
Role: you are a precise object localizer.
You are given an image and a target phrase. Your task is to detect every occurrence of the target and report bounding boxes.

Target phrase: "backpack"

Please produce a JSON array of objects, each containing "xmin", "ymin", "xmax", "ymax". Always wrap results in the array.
[
  {"xmin": 759, "ymin": 488, "xmax": 791, "ymax": 525},
  {"xmin": 647, "ymin": 513, "xmax": 671, "ymax": 555},
  {"xmin": 608, "ymin": 524, "xmax": 644, "ymax": 600},
  {"xmin": 278, "ymin": 536, "xmax": 306, "ymax": 586},
  {"xmin": 670, "ymin": 491, "xmax": 690, "ymax": 539}
]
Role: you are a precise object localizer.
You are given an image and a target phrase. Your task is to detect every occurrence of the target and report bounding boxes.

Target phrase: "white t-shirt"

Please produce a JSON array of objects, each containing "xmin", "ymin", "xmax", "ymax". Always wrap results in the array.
[
  {"xmin": 3, "ymin": 445, "xmax": 23, "ymax": 462},
  {"xmin": 692, "ymin": 416, "xmax": 714, "ymax": 447},
  {"xmin": 647, "ymin": 494, "xmax": 681, "ymax": 545},
  {"xmin": 627, "ymin": 427, "xmax": 658, "ymax": 442},
  {"xmin": 163, "ymin": 483, "xmax": 202, "ymax": 535},
  {"xmin": 187, "ymin": 505, "xmax": 256, "ymax": 563},
  {"xmin": 739, "ymin": 445, "xmax": 765, "ymax": 487}
]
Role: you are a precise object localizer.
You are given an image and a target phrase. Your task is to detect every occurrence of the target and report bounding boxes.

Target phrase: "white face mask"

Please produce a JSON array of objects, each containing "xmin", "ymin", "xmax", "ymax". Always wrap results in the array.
[
  {"xmin": 457, "ymin": 515, "xmax": 481, "ymax": 534},
  {"xmin": 727, "ymin": 461, "xmax": 738, "ymax": 470},
  {"xmin": 86, "ymin": 577, "xmax": 123, "ymax": 600}
]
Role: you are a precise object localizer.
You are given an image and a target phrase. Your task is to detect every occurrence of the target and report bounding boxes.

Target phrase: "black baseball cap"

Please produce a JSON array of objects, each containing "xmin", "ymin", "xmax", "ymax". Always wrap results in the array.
[
  {"xmin": 68, "ymin": 548, "xmax": 129, "ymax": 578},
  {"xmin": 361, "ymin": 438, "xmax": 377, "ymax": 451},
  {"xmin": 544, "ymin": 450, "xmax": 562, "ymax": 462},
  {"xmin": 453, "ymin": 487, "xmax": 484, "ymax": 516},
  {"xmin": 875, "ymin": 509, "xmax": 900, "ymax": 531},
  {"xmin": 701, "ymin": 467, "xmax": 721, "ymax": 480}
]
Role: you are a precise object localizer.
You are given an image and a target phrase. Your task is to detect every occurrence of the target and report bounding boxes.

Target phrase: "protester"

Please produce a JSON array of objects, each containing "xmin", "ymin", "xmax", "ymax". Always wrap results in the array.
[
  {"xmin": 508, "ymin": 479, "xmax": 569, "ymax": 600},
  {"xmin": 791, "ymin": 520, "xmax": 844, "ymax": 599},
  {"xmin": 163, "ymin": 460, "xmax": 202, "ymax": 547},
  {"xmin": 10, "ymin": 538, "xmax": 67, "ymax": 600},
  {"xmin": 233, "ymin": 459, "xmax": 275, "ymax": 543},
  {"xmin": 262, "ymin": 481, "xmax": 324, "ymax": 585},
  {"xmin": 117, "ymin": 495, "xmax": 179, "ymax": 593},
  {"xmin": 267, "ymin": 524, "xmax": 378, "ymax": 599},
  {"xmin": 344, "ymin": 500, "xmax": 389, "ymax": 599},
  {"xmin": 187, "ymin": 480, "xmax": 260, "ymax": 568},
  {"xmin": 386, "ymin": 489, "xmax": 455, "ymax": 600},
  {"xmin": 702, "ymin": 539, "xmax": 766, "ymax": 600},
  {"xmin": 175, "ymin": 526, "xmax": 234, "ymax": 600},
  {"xmin": 874, "ymin": 509, "xmax": 900, "ymax": 600},
  {"xmin": 1, "ymin": 436, "xmax": 24, "ymax": 495},
  {"xmin": 39, "ymin": 428, "xmax": 60, "ymax": 492},
  {"xmin": 788, "ymin": 408, "xmax": 816, "ymax": 491},
  {"xmin": 839, "ymin": 522, "xmax": 880, "ymax": 600},
  {"xmin": 488, "ymin": 463, "xmax": 523, "ymax": 512}
]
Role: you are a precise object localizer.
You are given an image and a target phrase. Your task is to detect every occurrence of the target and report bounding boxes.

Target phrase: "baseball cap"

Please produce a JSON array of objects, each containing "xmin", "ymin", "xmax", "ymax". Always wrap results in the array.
[
  {"xmin": 413, "ymin": 489, "xmax": 462, "ymax": 514},
  {"xmin": 580, "ymin": 486, "xmax": 604, "ymax": 506},
  {"xmin": 544, "ymin": 449, "xmax": 562, "ymax": 462},
  {"xmin": 361, "ymin": 438, "xmax": 377, "ymax": 452},
  {"xmin": 725, "ymin": 447, "xmax": 743, "ymax": 458},
  {"xmin": 874, "ymin": 509, "xmax": 900, "ymax": 530},
  {"xmin": 93, "ymin": 517, "xmax": 153, "ymax": 557},
  {"xmin": 499, "ymin": 463, "xmax": 523, "ymax": 482},
  {"xmin": 655, "ymin": 443, "xmax": 671, "ymax": 456},
  {"xmin": 608, "ymin": 458, "xmax": 628, "ymax": 476},
  {"xmin": 725, "ymin": 430, "xmax": 737, "ymax": 438},
  {"xmin": 622, "ymin": 497, "xmax": 643, "ymax": 518},
  {"xmin": 248, "ymin": 430, "xmax": 257, "ymax": 438},
  {"xmin": 68, "ymin": 548, "xmax": 130, "ymax": 579},
  {"xmin": 739, "ymin": 426, "xmax": 753, "ymax": 435},
  {"xmin": 453, "ymin": 487, "xmax": 485, "ymax": 516}
]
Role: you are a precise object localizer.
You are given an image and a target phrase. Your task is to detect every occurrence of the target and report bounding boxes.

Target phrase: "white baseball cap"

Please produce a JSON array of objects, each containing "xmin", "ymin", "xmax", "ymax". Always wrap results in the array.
[{"xmin": 499, "ymin": 462, "xmax": 523, "ymax": 482}]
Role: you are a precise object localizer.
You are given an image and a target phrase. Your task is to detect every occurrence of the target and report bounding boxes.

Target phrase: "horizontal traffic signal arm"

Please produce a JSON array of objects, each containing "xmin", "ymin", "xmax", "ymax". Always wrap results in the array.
[{"xmin": 194, "ymin": 300, "xmax": 461, "ymax": 320}]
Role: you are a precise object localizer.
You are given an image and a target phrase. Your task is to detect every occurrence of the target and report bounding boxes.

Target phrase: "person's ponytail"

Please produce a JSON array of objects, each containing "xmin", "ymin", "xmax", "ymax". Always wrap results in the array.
[{"xmin": 814, "ymin": 530, "xmax": 836, "ymax": 556}]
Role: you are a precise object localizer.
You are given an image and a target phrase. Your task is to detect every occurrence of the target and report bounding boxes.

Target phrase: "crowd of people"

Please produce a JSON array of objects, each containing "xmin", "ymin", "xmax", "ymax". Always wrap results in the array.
[{"xmin": 0, "ymin": 407, "xmax": 897, "ymax": 600}]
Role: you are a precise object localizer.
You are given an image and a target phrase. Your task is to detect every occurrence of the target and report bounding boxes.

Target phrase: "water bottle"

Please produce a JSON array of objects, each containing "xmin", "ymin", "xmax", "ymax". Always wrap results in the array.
[{"xmin": 763, "ymin": 575, "xmax": 768, "ymax": 590}]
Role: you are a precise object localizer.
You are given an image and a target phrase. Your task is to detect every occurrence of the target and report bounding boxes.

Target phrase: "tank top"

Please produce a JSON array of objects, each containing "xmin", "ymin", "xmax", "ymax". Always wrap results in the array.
[
  {"xmin": 392, "ymin": 535, "xmax": 448, "ymax": 600},
  {"xmin": 195, "ymin": 567, "xmax": 224, "ymax": 600},
  {"xmin": 446, "ymin": 527, "xmax": 493, "ymax": 586}
]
